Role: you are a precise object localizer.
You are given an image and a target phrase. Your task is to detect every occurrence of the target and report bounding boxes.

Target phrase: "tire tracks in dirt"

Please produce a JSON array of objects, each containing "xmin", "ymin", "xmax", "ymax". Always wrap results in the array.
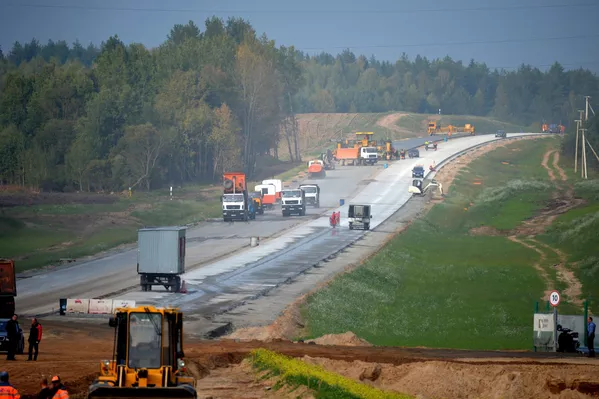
[{"xmin": 507, "ymin": 149, "xmax": 584, "ymax": 308}]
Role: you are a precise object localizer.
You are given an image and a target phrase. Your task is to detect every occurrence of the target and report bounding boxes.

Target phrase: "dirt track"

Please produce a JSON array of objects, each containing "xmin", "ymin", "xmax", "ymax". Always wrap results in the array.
[{"xmin": 3, "ymin": 321, "xmax": 599, "ymax": 399}]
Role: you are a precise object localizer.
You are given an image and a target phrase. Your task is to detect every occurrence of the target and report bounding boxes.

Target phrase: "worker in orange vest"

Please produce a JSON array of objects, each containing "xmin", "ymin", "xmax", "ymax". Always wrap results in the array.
[
  {"xmin": 329, "ymin": 213, "xmax": 336, "ymax": 228},
  {"xmin": 0, "ymin": 372, "xmax": 20, "ymax": 399},
  {"xmin": 50, "ymin": 377, "xmax": 69, "ymax": 399},
  {"xmin": 335, "ymin": 211, "xmax": 341, "ymax": 226}
]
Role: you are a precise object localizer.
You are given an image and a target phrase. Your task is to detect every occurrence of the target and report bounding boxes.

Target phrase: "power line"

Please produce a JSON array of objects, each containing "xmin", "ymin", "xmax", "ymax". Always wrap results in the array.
[
  {"xmin": 297, "ymin": 33, "xmax": 599, "ymax": 51},
  {"xmin": 4, "ymin": 2, "xmax": 598, "ymax": 14}
]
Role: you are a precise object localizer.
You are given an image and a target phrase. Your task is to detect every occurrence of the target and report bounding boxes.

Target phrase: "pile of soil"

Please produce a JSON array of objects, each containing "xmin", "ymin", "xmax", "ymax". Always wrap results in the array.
[{"xmin": 305, "ymin": 332, "xmax": 373, "ymax": 347}]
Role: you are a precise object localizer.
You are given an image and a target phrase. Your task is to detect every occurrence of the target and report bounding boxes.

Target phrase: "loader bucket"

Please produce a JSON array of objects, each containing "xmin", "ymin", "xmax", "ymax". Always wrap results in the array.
[{"xmin": 88, "ymin": 384, "xmax": 197, "ymax": 399}]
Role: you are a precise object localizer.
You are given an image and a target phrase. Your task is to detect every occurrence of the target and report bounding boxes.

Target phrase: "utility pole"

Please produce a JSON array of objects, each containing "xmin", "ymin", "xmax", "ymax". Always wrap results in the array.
[
  {"xmin": 575, "ymin": 119, "xmax": 580, "ymax": 173},
  {"xmin": 584, "ymin": 96, "xmax": 591, "ymax": 121},
  {"xmin": 581, "ymin": 128, "xmax": 588, "ymax": 179}
]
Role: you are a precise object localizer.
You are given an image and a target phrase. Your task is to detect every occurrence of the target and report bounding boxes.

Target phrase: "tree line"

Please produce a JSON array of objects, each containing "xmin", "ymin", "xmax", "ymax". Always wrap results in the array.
[{"xmin": 1, "ymin": 17, "xmax": 598, "ymax": 192}]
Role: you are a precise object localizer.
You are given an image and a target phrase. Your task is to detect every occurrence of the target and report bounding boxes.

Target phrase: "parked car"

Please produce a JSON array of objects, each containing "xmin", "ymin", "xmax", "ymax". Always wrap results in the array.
[
  {"xmin": 408, "ymin": 148, "xmax": 420, "ymax": 158},
  {"xmin": 0, "ymin": 318, "xmax": 25, "ymax": 354}
]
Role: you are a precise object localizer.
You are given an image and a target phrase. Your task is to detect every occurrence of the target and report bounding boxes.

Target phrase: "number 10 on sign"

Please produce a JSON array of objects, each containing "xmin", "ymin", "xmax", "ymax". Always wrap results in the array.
[{"xmin": 549, "ymin": 291, "xmax": 560, "ymax": 307}]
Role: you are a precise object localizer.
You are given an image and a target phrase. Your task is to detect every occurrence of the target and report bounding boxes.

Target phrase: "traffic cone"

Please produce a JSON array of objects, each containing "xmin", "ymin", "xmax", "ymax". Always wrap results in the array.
[{"xmin": 180, "ymin": 280, "xmax": 188, "ymax": 294}]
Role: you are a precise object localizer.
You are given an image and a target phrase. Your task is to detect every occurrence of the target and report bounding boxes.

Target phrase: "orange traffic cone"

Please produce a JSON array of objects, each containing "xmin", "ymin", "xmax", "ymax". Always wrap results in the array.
[{"xmin": 180, "ymin": 280, "xmax": 188, "ymax": 294}]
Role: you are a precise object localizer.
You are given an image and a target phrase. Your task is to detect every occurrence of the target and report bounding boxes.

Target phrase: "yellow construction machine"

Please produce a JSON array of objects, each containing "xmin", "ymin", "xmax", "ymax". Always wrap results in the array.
[{"xmin": 88, "ymin": 306, "xmax": 197, "ymax": 399}]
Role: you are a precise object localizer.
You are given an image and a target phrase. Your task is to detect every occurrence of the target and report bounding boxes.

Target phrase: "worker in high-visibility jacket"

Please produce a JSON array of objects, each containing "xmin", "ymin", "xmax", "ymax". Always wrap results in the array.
[
  {"xmin": 50, "ymin": 377, "xmax": 69, "ymax": 399},
  {"xmin": 0, "ymin": 372, "xmax": 20, "ymax": 399}
]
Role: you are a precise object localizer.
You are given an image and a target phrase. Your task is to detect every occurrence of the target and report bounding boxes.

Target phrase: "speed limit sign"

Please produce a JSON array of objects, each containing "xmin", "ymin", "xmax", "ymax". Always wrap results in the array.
[{"xmin": 549, "ymin": 290, "xmax": 560, "ymax": 307}]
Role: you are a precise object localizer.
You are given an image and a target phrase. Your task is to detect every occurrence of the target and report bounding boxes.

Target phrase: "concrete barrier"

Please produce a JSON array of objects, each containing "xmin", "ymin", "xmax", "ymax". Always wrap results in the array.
[
  {"xmin": 111, "ymin": 299, "xmax": 136, "ymax": 311},
  {"xmin": 88, "ymin": 299, "xmax": 113, "ymax": 314},
  {"xmin": 66, "ymin": 298, "xmax": 89, "ymax": 314}
]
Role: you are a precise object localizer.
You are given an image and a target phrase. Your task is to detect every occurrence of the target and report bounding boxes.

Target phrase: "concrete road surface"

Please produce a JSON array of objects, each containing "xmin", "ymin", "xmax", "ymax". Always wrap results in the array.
[
  {"xmin": 103, "ymin": 133, "xmax": 548, "ymax": 332},
  {"xmin": 16, "ymin": 156, "xmax": 383, "ymax": 315}
]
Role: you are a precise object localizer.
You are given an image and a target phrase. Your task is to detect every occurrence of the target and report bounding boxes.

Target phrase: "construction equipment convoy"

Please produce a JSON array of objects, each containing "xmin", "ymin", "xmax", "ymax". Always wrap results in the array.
[
  {"xmin": 0, "ymin": 259, "xmax": 16, "ymax": 318},
  {"xmin": 307, "ymin": 160, "xmax": 326, "ymax": 178},
  {"xmin": 137, "ymin": 227, "xmax": 186, "ymax": 292},
  {"xmin": 541, "ymin": 122, "xmax": 565, "ymax": 133},
  {"xmin": 333, "ymin": 132, "xmax": 379, "ymax": 166},
  {"xmin": 428, "ymin": 121, "xmax": 475, "ymax": 136},
  {"xmin": 299, "ymin": 184, "xmax": 320, "ymax": 208},
  {"xmin": 348, "ymin": 204, "xmax": 372, "ymax": 230},
  {"xmin": 222, "ymin": 172, "xmax": 255, "ymax": 222},
  {"xmin": 281, "ymin": 189, "xmax": 306, "ymax": 216},
  {"xmin": 87, "ymin": 305, "xmax": 197, "ymax": 399}
]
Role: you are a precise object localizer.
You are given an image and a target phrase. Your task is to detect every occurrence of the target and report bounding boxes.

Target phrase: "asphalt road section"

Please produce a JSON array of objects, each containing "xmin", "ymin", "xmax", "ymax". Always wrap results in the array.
[
  {"xmin": 96, "ymin": 133, "xmax": 548, "ymax": 336},
  {"xmin": 16, "ymin": 154, "xmax": 384, "ymax": 316}
]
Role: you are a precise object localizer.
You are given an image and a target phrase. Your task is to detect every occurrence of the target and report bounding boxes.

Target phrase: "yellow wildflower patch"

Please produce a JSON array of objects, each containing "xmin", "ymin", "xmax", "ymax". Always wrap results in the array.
[{"xmin": 249, "ymin": 348, "xmax": 413, "ymax": 399}]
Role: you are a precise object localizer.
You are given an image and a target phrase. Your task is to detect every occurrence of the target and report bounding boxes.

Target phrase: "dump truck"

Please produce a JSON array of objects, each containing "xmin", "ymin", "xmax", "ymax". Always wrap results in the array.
[
  {"xmin": 307, "ymin": 160, "xmax": 326, "ymax": 178},
  {"xmin": 88, "ymin": 306, "xmax": 197, "ymax": 399},
  {"xmin": 348, "ymin": 204, "xmax": 372, "ymax": 230},
  {"xmin": 333, "ymin": 132, "xmax": 379, "ymax": 166},
  {"xmin": 281, "ymin": 189, "xmax": 306, "ymax": 216},
  {"xmin": 223, "ymin": 172, "xmax": 251, "ymax": 221},
  {"xmin": 0, "ymin": 259, "xmax": 16, "ymax": 319},
  {"xmin": 137, "ymin": 227, "xmax": 186, "ymax": 292},
  {"xmin": 299, "ymin": 184, "xmax": 320, "ymax": 208}
]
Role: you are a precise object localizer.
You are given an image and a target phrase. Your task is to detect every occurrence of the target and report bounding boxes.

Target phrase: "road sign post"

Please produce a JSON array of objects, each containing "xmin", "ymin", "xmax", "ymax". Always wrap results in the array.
[{"xmin": 549, "ymin": 291, "xmax": 560, "ymax": 352}]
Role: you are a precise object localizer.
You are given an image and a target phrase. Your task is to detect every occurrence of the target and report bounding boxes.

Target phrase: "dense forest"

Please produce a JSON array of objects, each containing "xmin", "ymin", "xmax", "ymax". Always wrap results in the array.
[{"xmin": 0, "ymin": 17, "xmax": 598, "ymax": 191}]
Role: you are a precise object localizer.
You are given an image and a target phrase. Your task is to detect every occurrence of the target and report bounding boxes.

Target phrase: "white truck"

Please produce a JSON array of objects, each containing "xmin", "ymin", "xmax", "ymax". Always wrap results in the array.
[
  {"xmin": 299, "ymin": 184, "xmax": 320, "ymax": 208},
  {"xmin": 360, "ymin": 147, "xmax": 379, "ymax": 165},
  {"xmin": 281, "ymin": 189, "xmax": 306, "ymax": 216},
  {"xmin": 348, "ymin": 204, "xmax": 372, "ymax": 230}
]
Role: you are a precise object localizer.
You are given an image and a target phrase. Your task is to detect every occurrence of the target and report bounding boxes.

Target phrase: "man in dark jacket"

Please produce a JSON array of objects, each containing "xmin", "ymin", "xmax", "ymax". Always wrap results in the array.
[
  {"xmin": 5, "ymin": 314, "xmax": 19, "ymax": 360},
  {"xmin": 38, "ymin": 378, "xmax": 52, "ymax": 399},
  {"xmin": 28, "ymin": 318, "xmax": 43, "ymax": 361}
]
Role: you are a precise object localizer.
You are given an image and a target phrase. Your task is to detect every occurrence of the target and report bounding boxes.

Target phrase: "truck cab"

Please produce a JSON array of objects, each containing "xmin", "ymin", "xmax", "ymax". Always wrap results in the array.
[
  {"xmin": 222, "ymin": 193, "xmax": 249, "ymax": 221},
  {"xmin": 348, "ymin": 204, "xmax": 372, "ymax": 230},
  {"xmin": 360, "ymin": 147, "xmax": 378, "ymax": 165},
  {"xmin": 281, "ymin": 189, "xmax": 306, "ymax": 216},
  {"xmin": 299, "ymin": 184, "xmax": 320, "ymax": 208}
]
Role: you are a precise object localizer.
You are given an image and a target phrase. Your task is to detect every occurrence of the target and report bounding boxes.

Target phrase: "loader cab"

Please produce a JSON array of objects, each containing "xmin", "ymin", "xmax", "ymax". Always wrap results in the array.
[{"xmin": 412, "ymin": 179, "xmax": 423, "ymax": 190}]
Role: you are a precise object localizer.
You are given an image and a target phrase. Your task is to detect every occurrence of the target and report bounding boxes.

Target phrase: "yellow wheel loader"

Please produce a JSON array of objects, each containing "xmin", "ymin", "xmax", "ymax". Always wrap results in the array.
[{"xmin": 88, "ymin": 306, "xmax": 197, "ymax": 399}]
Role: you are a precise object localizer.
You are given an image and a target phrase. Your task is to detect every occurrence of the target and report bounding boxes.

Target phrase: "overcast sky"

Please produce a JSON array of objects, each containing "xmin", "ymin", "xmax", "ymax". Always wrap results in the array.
[{"xmin": 1, "ymin": 0, "xmax": 598, "ymax": 71}]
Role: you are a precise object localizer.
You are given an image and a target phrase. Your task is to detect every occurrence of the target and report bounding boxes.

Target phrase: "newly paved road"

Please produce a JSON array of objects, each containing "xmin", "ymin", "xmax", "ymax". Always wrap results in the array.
[{"xmin": 106, "ymin": 133, "xmax": 548, "ymax": 327}]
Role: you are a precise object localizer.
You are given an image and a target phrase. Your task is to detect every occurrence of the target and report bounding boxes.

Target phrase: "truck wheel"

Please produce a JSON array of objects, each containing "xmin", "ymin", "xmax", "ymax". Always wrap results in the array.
[
  {"xmin": 349, "ymin": 223, "xmax": 353, "ymax": 230},
  {"xmin": 365, "ymin": 223, "xmax": 370, "ymax": 230},
  {"xmin": 174, "ymin": 277, "xmax": 181, "ymax": 293},
  {"xmin": 282, "ymin": 211, "xmax": 288, "ymax": 217},
  {"xmin": 315, "ymin": 202, "xmax": 320, "ymax": 208}
]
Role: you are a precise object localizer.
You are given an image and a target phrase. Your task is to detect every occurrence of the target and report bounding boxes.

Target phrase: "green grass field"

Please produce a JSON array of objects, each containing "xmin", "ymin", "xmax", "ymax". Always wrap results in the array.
[{"xmin": 301, "ymin": 136, "xmax": 595, "ymax": 350}]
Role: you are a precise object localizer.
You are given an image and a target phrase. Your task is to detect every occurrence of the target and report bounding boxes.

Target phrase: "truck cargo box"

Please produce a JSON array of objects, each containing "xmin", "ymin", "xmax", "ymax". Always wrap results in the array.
[
  {"xmin": 0, "ymin": 259, "xmax": 16, "ymax": 296},
  {"xmin": 137, "ymin": 227, "xmax": 186, "ymax": 275}
]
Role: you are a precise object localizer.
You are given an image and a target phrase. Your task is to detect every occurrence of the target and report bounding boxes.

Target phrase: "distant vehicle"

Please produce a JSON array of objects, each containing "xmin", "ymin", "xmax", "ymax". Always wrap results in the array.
[
  {"xmin": 495, "ymin": 130, "xmax": 506, "ymax": 138},
  {"xmin": 408, "ymin": 148, "xmax": 420, "ymax": 158},
  {"xmin": 281, "ymin": 189, "xmax": 306, "ymax": 217},
  {"xmin": 0, "ymin": 318, "xmax": 25, "ymax": 354},
  {"xmin": 412, "ymin": 166, "xmax": 425, "ymax": 178}
]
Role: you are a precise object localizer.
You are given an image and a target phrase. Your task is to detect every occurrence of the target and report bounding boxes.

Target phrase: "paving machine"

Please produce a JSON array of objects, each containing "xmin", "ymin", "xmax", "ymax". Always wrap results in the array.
[{"xmin": 88, "ymin": 306, "xmax": 197, "ymax": 399}]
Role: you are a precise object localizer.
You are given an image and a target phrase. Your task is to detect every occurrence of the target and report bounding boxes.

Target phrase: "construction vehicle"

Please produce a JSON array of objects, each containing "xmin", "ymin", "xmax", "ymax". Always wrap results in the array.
[
  {"xmin": 408, "ymin": 179, "xmax": 443, "ymax": 197},
  {"xmin": 255, "ymin": 183, "xmax": 276, "ymax": 210},
  {"xmin": 262, "ymin": 179, "xmax": 282, "ymax": 202},
  {"xmin": 87, "ymin": 306, "xmax": 197, "ymax": 399},
  {"xmin": 348, "ymin": 204, "xmax": 372, "ymax": 230},
  {"xmin": 320, "ymin": 151, "xmax": 335, "ymax": 170},
  {"xmin": 137, "ymin": 227, "xmax": 186, "ymax": 292},
  {"xmin": 382, "ymin": 140, "xmax": 396, "ymax": 160},
  {"xmin": 222, "ymin": 172, "xmax": 250, "ymax": 222},
  {"xmin": 248, "ymin": 191, "xmax": 264, "ymax": 215},
  {"xmin": 281, "ymin": 189, "xmax": 306, "ymax": 216},
  {"xmin": 333, "ymin": 132, "xmax": 379, "ymax": 166},
  {"xmin": 0, "ymin": 259, "xmax": 16, "ymax": 318},
  {"xmin": 307, "ymin": 160, "xmax": 326, "ymax": 178},
  {"xmin": 299, "ymin": 184, "xmax": 320, "ymax": 208},
  {"xmin": 428, "ymin": 121, "xmax": 475, "ymax": 136}
]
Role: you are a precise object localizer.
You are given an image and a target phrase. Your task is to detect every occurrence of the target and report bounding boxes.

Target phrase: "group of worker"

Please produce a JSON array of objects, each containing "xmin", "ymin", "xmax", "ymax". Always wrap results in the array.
[
  {"xmin": 4, "ymin": 315, "xmax": 42, "ymax": 361},
  {"xmin": 0, "ymin": 373, "xmax": 69, "ymax": 399},
  {"xmin": 329, "ymin": 211, "xmax": 341, "ymax": 227}
]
